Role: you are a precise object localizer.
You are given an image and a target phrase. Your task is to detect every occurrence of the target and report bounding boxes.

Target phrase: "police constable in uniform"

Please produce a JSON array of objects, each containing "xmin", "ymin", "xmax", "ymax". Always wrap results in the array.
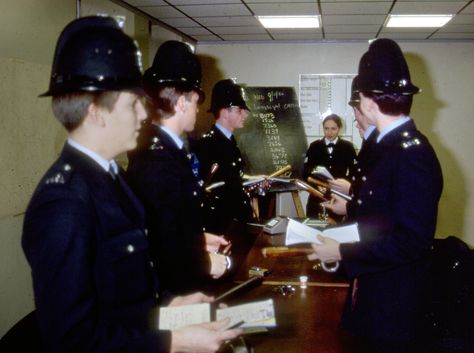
[
  {"xmin": 192, "ymin": 79, "xmax": 254, "ymax": 233},
  {"xmin": 22, "ymin": 17, "xmax": 241, "ymax": 353},
  {"xmin": 127, "ymin": 41, "xmax": 229, "ymax": 295},
  {"xmin": 307, "ymin": 38, "xmax": 443, "ymax": 353}
]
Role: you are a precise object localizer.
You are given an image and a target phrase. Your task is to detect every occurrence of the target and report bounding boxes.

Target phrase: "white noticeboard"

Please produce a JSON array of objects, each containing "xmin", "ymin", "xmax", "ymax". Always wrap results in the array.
[{"xmin": 299, "ymin": 74, "xmax": 362, "ymax": 149}]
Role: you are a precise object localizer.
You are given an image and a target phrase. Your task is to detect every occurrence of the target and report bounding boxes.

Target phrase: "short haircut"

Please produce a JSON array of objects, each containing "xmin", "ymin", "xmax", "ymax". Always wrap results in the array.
[
  {"xmin": 52, "ymin": 91, "xmax": 120, "ymax": 132},
  {"xmin": 323, "ymin": 114, "xmax": 343, "ymax": 129},
  {"xmin": 362, "ymin": 92, "xmax": 413, "ymax": 116},
  {"xmin": 146, "ymin": 85, "xmax": 196, "ymax": 121}
]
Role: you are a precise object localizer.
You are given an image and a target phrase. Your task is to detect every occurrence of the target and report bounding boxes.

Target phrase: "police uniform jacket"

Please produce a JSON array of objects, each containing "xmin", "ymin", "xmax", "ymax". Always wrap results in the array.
[
  {"xmin": 339, "ymin": 119, "xmax": 443, "ymax": 341},
  {"xmin": 303, "ymin": 137, "xmax": 357, "ymax": 216},
  {"xmin": 127, "ymin": 124, "xmax": 210, "ymax": 294},
  {"xmin": 22, "ymin": 143, "xmax": 171, "ymax": 353},
  {"xmin": 192, "ymin": 125, "xmax": 253, "ymax": 233}
]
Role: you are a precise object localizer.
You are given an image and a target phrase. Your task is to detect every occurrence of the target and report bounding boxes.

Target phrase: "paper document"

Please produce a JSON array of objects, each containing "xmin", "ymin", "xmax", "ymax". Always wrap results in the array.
[
  {"xmin": 312, "ymin": 165, "xmax": 334, "ymax": 180},
  {"xmin": 158, "ymin": 299, "xmax": 276, "ymax": 330},
  {"xmin": 158, "ymin": 303, "xmax": 211, "ymax": 330},
  {"xmin": 216, "ymin": 299, "xmax": 276, "ymax": 328},
  {"xmin": 285, "ymin": 218, "xmax": 360, "ymax": 245}
]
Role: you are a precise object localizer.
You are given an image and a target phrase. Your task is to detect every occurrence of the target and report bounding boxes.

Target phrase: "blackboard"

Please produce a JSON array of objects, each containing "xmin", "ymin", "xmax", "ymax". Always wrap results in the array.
[{"xmin": 235, "ymin": 87, "xmax": 308, "ymax": 177}]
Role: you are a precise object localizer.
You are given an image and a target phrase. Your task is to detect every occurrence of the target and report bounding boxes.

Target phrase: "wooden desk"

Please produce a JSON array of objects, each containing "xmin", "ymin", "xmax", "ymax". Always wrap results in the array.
[{"xmin": 218, "ymin": 229, "xmax": 362, "ymax": 353}]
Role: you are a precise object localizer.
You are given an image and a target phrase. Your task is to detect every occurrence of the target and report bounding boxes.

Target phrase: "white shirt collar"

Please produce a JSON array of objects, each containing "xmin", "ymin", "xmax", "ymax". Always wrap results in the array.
[
  {"xmin": 159, "ymin": 125, "xmax": 184, "ymax": 150},
  {"xmin": 325, "ymin": 137, "xmax": 338, "ymax": 145},
  {"xmin": 377, "ymin": 116, "xmax": 411, "ymax": 143},
  {"xmin": 215, "ymin": 123, "xmax": 233, "ymax": 140},
  {"xmin": 67, "ymin": 138, "xmax": 117, "ymax": 173},
  {"xmin": 364, "ymin": 125, "xmax": 376, "ymax": 140}
]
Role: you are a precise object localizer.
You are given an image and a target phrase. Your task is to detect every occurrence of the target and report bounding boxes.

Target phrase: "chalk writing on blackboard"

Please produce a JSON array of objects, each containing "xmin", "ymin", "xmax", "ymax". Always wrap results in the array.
[{"xmin": 236, "ymin": 87, "xmax": 307, "ymax": 177}]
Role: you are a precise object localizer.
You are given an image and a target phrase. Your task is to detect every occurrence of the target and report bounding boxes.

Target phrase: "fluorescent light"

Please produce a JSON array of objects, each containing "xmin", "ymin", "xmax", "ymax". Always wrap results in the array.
[
  {"xmin": 386, "ymin": 15, "xmax": 453, "ymax": 28},
  {"xmin": 257, "ymin": 16, "xmax": 320, "ymax": 29}
]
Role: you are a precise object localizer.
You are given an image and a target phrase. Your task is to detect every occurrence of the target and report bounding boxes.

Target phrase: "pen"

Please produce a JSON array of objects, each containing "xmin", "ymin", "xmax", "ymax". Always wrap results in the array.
[{"xmin": 226, "ymin": 320, "xmax": 245, "ymax": 330}]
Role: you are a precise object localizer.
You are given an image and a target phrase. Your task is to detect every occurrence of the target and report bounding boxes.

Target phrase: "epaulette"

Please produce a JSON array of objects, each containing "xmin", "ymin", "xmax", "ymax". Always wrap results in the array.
[
  {"xmin": 400, "ymin": 130, "xmax": 422, "ymax": 149},
  {"xmin": 44, "ymin": 163, "xmax": 73, "ymax": 185},
  {"xmin": 149, "ymin": 136, "xmax": 164, "ymax": 151}
]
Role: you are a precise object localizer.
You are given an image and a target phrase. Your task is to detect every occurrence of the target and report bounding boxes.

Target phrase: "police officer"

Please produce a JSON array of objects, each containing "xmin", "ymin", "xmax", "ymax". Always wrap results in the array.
[
  {"xmin": 22, "ymin": 16, "xmax": 241, "ymax": 353},
  {"xmin": 127, "ymin": 41, "xmax": 229, "ymax": 295},
  {"xmin": 192, "ymin": 79, "xmax": 254, "ymax": 234},
  {"xmin": 308, "ymin": 38, "xmax": 443, "ymax": 353}
]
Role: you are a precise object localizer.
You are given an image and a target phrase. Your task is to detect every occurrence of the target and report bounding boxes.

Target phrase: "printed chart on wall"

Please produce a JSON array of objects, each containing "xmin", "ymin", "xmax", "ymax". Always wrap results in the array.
[{"xmin": 299, "ymin": 74, "xmax": 362, "ymax": 149}]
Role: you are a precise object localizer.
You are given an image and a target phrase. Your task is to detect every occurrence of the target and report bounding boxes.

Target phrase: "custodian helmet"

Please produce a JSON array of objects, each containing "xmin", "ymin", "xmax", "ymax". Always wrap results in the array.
[
  {"xmin": 356, "ymin": 38, "xmax": 420, "ymax": 96},
  {"xmin": 40, "ymin": 15, "xmax": 143, "ymax": 97},
  {"xmin": 208, "ymin": 79, "xmax": 250, "ymax": 114},
  {"xmin": 143, "ymin": 40, "xmax": 204, "ymax": 102}
]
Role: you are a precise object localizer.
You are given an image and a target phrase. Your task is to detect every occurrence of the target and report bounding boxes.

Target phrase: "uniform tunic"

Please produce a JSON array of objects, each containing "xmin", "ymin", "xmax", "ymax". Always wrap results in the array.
[
  {"xmin": 193, "ymin": 125, "xmax": 253, "ymax": 233},
  {"xmin": 22, "ymin": 143, "xmax": 170, "ymax": 353},
  {"xmin": 339, "ymin": 119, "xmax": 443, "ymax": 343},
  {"xmin": 303, "ymin": 137, "xmax": 357, "ymax": 217},
  {"xmin": 127, "ymin": 124, "xmax": 210, "ymax": 294}
]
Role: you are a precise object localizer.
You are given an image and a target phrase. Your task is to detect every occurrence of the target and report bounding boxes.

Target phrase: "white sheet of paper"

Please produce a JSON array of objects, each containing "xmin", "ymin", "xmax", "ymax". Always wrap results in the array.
[
  {"xmin": 285, "ymin": 219, "xmax": 359, "ymax": 245},
  {"xmin": 158, "ymin": 303, "xmax": 211, "ymax": 330},
  {"xmin": 216, "ymin": 299, "xmax": 276, "ymax": 328}
]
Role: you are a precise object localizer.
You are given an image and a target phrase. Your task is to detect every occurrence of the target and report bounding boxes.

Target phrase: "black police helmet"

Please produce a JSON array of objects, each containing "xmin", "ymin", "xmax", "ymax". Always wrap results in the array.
[
  {"xmin": 208, "ymin": 79, "xmax": 250, "ymax": 114},
  {"xmin": 348, "ymin": 75, "xmax": 360, "ymax": 107},
  {"xmin": 357, "ymin": 38, "xmax": 420, "ymax": 96},
  {"xmin": 40, "ymin": 15, "xmax": 143, "ymax": 97},
  {"xmin": 143, "ymin": 40, "xmax": 204, "ymax": 103}
]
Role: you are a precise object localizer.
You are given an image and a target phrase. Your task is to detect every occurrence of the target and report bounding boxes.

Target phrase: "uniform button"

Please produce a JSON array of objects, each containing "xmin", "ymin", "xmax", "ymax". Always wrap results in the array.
[
  {"xmin": 149, "ymin": 261, "xmax": 154, "ymax": 268},
  {"xmin": 362, "ymin": 176, "xmax": 367, "ymax": 181},
  {"xmin": 193, "ymin": 191, "xmax": 197, "ymax": 196},
  {"xmin": 155, "ymin": 293, "xmax": 160, "ymax": 300},
  {"xmin": 64, "ymin": 164, "xmax": 71, "ymax": 171},
  {"xmin": 357, "ymin": 199, "xmax": 362, "ymax": 205},
  {"xmin": 369, "ymin": 190, "xmax": 373, "ymax": 195},
  {"xmin": 352, "ymin": 176, "xmax": 356, "ymax": 181},
  {"xmin": 238, "ymin": 158, "xmax": 242, "ymax": 162},
  {"xmin": 126, "ymin": 244, "xmax": 135, "ymax": 253},
  {"xmin": 144, "ymin": 228, "xmax": 149, "ymax": 236},
  {"xmin": 357, "ymin": 168, "xmax": 361, "ymax": 172},
  {"xmin": 232, "ymin": 162, "xmax": 236, "ymax": 166}
]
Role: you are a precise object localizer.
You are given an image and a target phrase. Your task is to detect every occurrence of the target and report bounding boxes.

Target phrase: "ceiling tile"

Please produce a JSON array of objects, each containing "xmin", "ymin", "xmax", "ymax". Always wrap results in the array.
[
  {"xmin": 159, "ymin": 17, "xmax": 198, "ymax": 27},
  {"xmin": 381, "ymin": 27, "xmax": 439, "ymax": 33},
  {"xmin": 449, "ymin": 14, "xmax": 474, "ymax": 24},
  {"xmin": 168, "ymin": 0, "xmax": 239, "ymax": 4},
  {"xmin": 123, "ymin": 0, "xmax": 166, "ymax": 5},
  {"xmin": 220, "ymin": 33, "xmax": 273, "ymax": 40},
  {"xmin": 461, "ymin": 2, "xmax": 474, "ymax": 14},
  {"xmin": 324, "ymin": 24, "xmax": 380, "ymax": 33},
  {"xmin": 391, "ymin": 2, "xmax": 468, "ymax": 14},
  {"xmin": 430, "ymin": 32, "xmax": 474, "ymax": 39},
  {"xmin": 193, "ymin": 34, "xmax": 222, "ymax": 41},
  {"xmin": 378, "ymin": 32, "xmax": 434, "ymax": 40},
  {"xmin": 271, "ymin": 33, "xmax": 324, "ymax": 40},
  {"xmin": 321, "ymin": 2, "xmax": 392, "ymax": 15},
  {"xmin": 323, "ymin": 14, "xmax": 386, "ymax": 25},
  {"xmin": 247, "ymin": 3, "xmax": 320, "ymax": 16},
  {"xmin": 209, "ymin": 26, "xmax": 267, "ymax": 35},
  {"xmin": 139, "ymin": 5, "xmax": 184, "ymax": 18},
  {"xmin": 267, "ymin": 28, "xmax": 322, "ymax": 34},
  {"xmin": 437, "ymin": 24, "xmax": 474, "ymax": 32},
  {"xmin": 196, "ymin": 16, "xmax": 260, "ymax": 27},
  {"xmin": 324, "ymin": 33, "xmax": 378, "ymax": 40},
  {"xmin": 178, "ymin": 27, "xmax": 214, "ymax": 36},
  {"xmin": 176, "ymin": 4, "xmax": 252, "ymax": 17}
]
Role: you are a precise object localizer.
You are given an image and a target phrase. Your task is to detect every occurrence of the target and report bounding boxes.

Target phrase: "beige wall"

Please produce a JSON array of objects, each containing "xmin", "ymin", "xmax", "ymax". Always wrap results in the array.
[
  {"xmin": 0, "ymin": 0, "xmax": 154, "ymax": 337},
  {"xmin": 196, "ymin": 42, "xmax": 474, "ymax": 246}
]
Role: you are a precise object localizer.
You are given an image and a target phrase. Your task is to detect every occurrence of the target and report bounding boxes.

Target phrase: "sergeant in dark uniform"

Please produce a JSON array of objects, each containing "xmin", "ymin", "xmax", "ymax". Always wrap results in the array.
[
  {"xmin": 303, "ymin": 114, "xmax": 357, "ymax": 217},
  {"xmin": 308, "ymin": 39, "xmax": 443, "ymax": 353},
  {"xmin": 192, "ymin": 79, "xmax": 254, "ymax": 233},
  {"xmin": 127, "ymin": 41, "xmax": 229, "ymax": 295},
  {"xmin": 22, "ymin": 17, "xmax": 241, "ymax": 353}
]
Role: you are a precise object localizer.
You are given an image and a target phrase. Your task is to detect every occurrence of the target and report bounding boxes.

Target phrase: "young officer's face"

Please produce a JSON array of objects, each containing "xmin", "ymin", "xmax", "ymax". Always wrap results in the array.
[
  {"xmin": 182, "ymin": 92, "xmax": 200, "ymax": 132},
  {"xmin": 106, "ymin": 91, "xmax": 147, "ymax": 155},
  {"xmin": 227, "ymin": 106, "xmax": 248, "ymax": 131},
  {"xmin": 323, "ymin": 119, "xmax": 339, "ymax": 141}
]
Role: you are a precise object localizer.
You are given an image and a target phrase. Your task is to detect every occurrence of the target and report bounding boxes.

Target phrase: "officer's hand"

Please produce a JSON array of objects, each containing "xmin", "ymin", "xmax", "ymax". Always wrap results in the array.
[
  {"xmin": 170, "ymin": 318, "xmax": 242, "ymax": 353},
  {"xmin": 204, "ymin": 232, "xmax": 231, "ymax": 253},
  {"xmin": 209, "ymin": 253, "xmax": 228, "ymax": 279},
  {"xmin": 328, "ymin": 178, "xmax": 351, "ymax": 195},
  {"xmin": 168, "ymin": 292, "xmax": 214, "ymax": 307},
  {"xmin": 307, "ymin": 235, "xmax": 342, "ymax": 263},
  {"xmin": 322, "ymin": 194, "xmax": 347, "ymax": 216}
]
